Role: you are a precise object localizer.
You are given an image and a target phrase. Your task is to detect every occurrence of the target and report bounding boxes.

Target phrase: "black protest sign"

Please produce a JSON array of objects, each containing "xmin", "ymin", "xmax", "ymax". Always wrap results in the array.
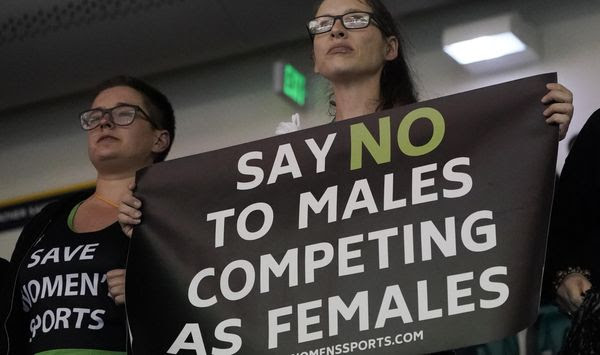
[{"xmin": 126, "ymin": 73, "xmax": 558, "ymax": 354}]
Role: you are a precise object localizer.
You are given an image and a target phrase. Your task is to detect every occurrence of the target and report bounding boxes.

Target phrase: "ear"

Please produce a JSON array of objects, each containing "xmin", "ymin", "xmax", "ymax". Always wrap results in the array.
[
  {"xmin": 384, "ymin": 35, "xmax": 399, "ymax": 61},
  {"xmin": 152, "ymin": 130, "xmax": 170, "ymax": 154}
]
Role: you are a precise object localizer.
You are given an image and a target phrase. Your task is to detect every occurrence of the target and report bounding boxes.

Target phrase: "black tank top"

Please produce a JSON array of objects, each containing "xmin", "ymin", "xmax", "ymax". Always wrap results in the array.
[{"xmin": 17, "ymin": 203, "xmax": 129, "ymax": 354}]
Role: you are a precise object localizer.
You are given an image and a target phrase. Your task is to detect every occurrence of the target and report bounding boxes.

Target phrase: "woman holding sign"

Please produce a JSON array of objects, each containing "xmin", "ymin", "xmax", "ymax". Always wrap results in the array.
[
  {"xmin": 1, "ymin": 76, "xmax": 175, "ymax": 354},
  {"xmin": 306, "ymin": 2, "xmax": 572, "ymax": 353}
]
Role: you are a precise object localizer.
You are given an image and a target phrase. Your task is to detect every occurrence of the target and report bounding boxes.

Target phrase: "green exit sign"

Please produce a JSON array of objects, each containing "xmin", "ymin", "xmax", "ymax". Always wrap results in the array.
[{"xmin": 274, "ymin": 62, "xmax": 306, "ymax": 106}]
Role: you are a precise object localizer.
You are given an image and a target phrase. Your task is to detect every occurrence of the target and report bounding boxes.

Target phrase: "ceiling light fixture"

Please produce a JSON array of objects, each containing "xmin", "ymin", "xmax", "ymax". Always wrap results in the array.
[{"xmin": 443, "ymin": 13, "xmax": 540, "ymax": 73}]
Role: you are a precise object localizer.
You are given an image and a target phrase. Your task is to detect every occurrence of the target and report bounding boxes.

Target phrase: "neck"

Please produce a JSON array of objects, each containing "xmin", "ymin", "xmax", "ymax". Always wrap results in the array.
[
  {"xmin": 331, "ymin": 73, "xmax": 382, "ymax": 121},
  {"xmin": 94, "ymin": 173, "xmax": 136, "ymax": 204}
]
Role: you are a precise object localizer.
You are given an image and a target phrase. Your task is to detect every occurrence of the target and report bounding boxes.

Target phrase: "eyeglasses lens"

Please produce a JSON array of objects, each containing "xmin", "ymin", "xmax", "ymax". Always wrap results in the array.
[
  {"xmin": 81, "ymin": 111, "xmax": 101, "ymax": 130},
  {"xmin": 343, "ymin": 13, "xmax": 370, "ymax": 28},
  {"xmin": 308, "ymin": 12, "xmax": 371, "ymax": 35},
  {"xmin": 111, "ymin": 106, "xmax": 136, "ymax": 125},
  {"xmin": 309, "ymin": 17, "xmax": 334, "ymax": 34},
  {"xmin": 80, "ymin": 106, "xmax": 138, "ymax": 130}
]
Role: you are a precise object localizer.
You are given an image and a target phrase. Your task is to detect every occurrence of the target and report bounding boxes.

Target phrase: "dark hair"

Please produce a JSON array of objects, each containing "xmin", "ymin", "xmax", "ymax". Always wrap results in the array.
[
  {"xmin": 93, "ymin": 75, "xmax": 175, "ymax": 162},
  {"xmin": 314, "ymin": 0, "xmax": 418, "ymax": 113}
]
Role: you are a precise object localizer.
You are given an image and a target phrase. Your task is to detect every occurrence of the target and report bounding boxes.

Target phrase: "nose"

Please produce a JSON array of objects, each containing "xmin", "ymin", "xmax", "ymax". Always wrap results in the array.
[
  {"xmin": 330, "ymin": 18, "xmax": 346, "ymax": 38},
  {"xmin": 99, "ymin": 112, "xmax": 115, "ymax": 129}
]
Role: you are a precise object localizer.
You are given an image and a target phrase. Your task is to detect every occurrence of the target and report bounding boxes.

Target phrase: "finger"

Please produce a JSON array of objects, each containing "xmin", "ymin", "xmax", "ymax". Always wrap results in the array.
[
  {"xmin": 128, "ymin": 182, "xmax": 136, "ymax": 190},
  {"xmin": 114, "ymin": 294, "xmax": 125, "ymax": 305},
  {"xmin": 123, "ymin": 225, "xmax": 133, "ymax": 238},
  {"xmin": 545, "ymin": 113, "xmax": 570, "ymax": 125},
  {"xmin": 109, "ymin": 285, "xmax": 125, "ymax": 296},
  {"xmin": 109, "ymin": 287, "xmax": 126, "ymax": 305},
  {"xmin": 106, "ymin": 269, "xmax": 126, "ymax": 279},
  {"xmin": 118, "ymin": 213, "xmax": 141, "ymax": 226},
  {"xmin": 118, "ymin": 203, "xmax": 142, "ymax": 219},
  {"xmin": 107, "ymin": 273, "xmax": 125, "ymax": 286},
  {"xmin": 543, "ymin": 103, "xmax": 574, "ymax": 117},
  {"xmin": 120, "ymin": 195, "xmax": 142, "ymax": 210},
  {"xmin": 542, "ymin": 84, "xmax": 573, "ymax": 104},
  {"xmin": 544, "ymin": 113, "xmax": 570, "ymax": 140},
  {"xmin": 118, "ymin": 203, "xmax": 142, "ymax": 220},
  {"xmin": 107, "ymin": 276, "xmax": 126, "ymax": 288},
  {"xmin": 558, "ymin": 122, "xmax": 568, "ymax": 140},
  {"xmin": 546, "ymin": 83, "xmax": 571, "ymax": 93}
]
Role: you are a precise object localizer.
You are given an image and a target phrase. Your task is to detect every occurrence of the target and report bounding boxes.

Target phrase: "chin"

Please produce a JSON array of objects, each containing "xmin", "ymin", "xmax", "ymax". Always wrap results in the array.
[
  {"xmin": 319, "ymin": 60, "xmax": 367, "ymax": 78},
  {"xmin": 90, "ymin": 150, "xmax": 119, "ymax": 163},
  {"xmin": 322, "ymin": 68, "xmax": 358, "ymax": 82}
]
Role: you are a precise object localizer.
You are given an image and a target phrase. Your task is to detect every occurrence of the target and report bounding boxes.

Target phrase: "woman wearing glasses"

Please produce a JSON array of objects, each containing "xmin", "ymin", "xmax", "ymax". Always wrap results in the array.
[
  {"xmin": 1, "ymin": 76, "xmax": 174, "ymax": 354},
  {"xmin": 307, "ymin": 0, "xmax": 573, "ymax": 132}
]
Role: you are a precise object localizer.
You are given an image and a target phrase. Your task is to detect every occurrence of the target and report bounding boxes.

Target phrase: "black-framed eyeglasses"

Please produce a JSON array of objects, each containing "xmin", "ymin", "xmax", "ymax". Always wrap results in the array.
[
  {"xmin": 79, "ymin": 104, "xmax": 154, "ymax": 130},
  {"xmin": 306, "ymin": 11, "xmax": 378, "ymax": 36}
]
